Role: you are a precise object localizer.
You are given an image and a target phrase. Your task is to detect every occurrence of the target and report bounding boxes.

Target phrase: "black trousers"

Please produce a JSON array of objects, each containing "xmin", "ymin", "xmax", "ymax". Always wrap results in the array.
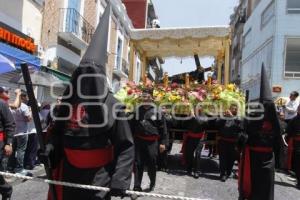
[
  {"xmin": 157, "ymin": 150, "xmax": 168, "ymax": 170},
  {"xmin": 249, "ymin": 151, "xmax": 275, "ymax": 200},
  {"xmin": 0, "ymin": 142, "xmax": 12, "ymax": 198},
  {"xmin": 207, "ymin": 132, "xmax": 217, "ymax": 156},
  {"xmin": 134, "ymin": 139, "xmax": 158, "ymax": 188},
  {"xmin": 50, "ymin": 158, "xmax": 112, "ymax": 200},
  {"xmin": 24, "ymin": 133, "xmax": 38, "ymax": 168},
  {"xmin": 184, "ymin": 138, "xmax": 202, "ymax": 172},
  {"xmin": 218, "ymin": 140, "xmax": 238, "ymax": 177}
]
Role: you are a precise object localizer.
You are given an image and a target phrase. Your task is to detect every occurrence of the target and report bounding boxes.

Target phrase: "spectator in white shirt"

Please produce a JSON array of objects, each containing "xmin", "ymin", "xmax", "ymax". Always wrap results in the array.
[{"xmin": 284, "ymin": 91, "xmax": 299, "ymax": 123}]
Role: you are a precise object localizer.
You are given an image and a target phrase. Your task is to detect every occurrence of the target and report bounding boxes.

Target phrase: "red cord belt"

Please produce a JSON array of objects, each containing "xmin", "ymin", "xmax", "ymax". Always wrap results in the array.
[{"xmin": 239, "ymin": 145, "xmax": 273, "ymax": 199}]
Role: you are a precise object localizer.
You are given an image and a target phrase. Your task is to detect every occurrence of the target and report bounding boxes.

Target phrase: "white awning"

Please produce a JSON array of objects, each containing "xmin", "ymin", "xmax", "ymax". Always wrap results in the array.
[{"xmin": 130, "ymin": 26, "xmax": 231, "ymax": 58}]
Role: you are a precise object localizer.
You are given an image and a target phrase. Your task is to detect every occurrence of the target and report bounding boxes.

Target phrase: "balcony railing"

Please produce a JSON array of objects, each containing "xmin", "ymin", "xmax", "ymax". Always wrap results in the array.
[{"xmin": 59, "ymin": 8, "xmax": 94, "ymax": 46}]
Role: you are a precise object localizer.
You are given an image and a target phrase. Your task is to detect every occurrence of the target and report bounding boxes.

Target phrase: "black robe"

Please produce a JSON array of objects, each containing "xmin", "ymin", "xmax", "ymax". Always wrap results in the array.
[
  {"xmin": 217, "ymin": 118, "xmax": 243, "ymax": 177},
  {"xmin": 286, "ymin": 114, "xmax": 300, "ymax": 183},
  {"xmin": 182, "ymin": 116, "xmax": 207, "ymax": 172},
  {"xmin": 132, "ymin": 106, "xmax": 167, "ymax": 190},
  {"xmin": 47, "ymin": 65, "xmax": 134, "ymax": 200},
  {"xmin": 239, "ymin": 110, "xmax": 280, "ymax": 200}
]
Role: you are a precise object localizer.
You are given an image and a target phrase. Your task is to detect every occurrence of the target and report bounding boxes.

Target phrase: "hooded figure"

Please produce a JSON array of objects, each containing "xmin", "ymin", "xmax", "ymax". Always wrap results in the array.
[
  {"xmin": 286, "ymin": 104, "xmax": 300, "ymax": 188},
  {"xmin": 45, "ymin": 5, "xmax": 134, "ymax": 200},
  {"xmin": 239, "ymin": 64, "xmax": 281, "ymax": 200},
  {"xmin": 181, "ymin": 108, "xmax": 207, "ymax": 178},
  {"xmin": 131, "ymin": 87, "xmax": 168, "ymax": 192}
]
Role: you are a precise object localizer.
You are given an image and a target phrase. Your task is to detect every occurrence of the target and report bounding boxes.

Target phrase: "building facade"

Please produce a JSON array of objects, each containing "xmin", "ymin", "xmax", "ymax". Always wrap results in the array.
[
  {"xmin": 122, "ymin": 0, "xmax": 157, "ymax": 29},
  {"xmin": 41, "ymin": 0, "xmax": 133, "ymax": 94},
  {"xmin": 0, "ymin": 0, "xmax": 43, "ymax": 99},
  {"xmin": 123, "ymin": 0, "xmax": 164, "ymax": 83},
  {"xmin": 229, "ymin": 0, "xmax": 247, "ymax": 85},
  {"xmin": 237, "ymin": 0, "xmax": 300, "ymax": 100}
]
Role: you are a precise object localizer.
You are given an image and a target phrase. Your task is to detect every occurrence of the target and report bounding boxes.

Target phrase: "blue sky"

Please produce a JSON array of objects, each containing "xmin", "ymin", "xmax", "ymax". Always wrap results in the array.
[{"xmin": 151, "ymin": 0, "xmax": 239, "ymax": 76}]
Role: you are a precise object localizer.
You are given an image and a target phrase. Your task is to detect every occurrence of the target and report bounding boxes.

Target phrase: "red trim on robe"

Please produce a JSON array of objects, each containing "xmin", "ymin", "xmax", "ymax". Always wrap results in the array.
[
  {"xmin": 136, "ymin": 134, "xmax": 160, "ymax": 142},
  {"xmin": 64, "ymin": 146, "xmax": 114, "ymax": 169},
  {"xmin": 67, "ymin": 105, "xmax": 86, "ymax": 129},
  {"xmin": 262, "ymin": 121, "xmax": 273, "ymax": 132},
  {"xmin": 48, "ymin": 160, "xmax": 63, "ymax": 200},
  {"xmin": 287, "ymin": 136, "xmax": 300, "ymax": 170},
  {"xmin": 0, "ymin": 132, "xmax": 4, "ymax": 141},
  {"xmin": 239, "ymin": 146, "xmax": 272, "ymax": 199}
]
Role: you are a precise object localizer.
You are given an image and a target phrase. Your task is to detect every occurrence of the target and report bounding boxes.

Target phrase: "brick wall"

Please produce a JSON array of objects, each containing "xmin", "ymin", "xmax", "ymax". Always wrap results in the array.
[
  {"xmin": 83, "ymin": 0, "xmax": 97, "ymax": 27},
  {"xmin": 41, "ymin": 0, "xmax": 61, "ymax": 49}
]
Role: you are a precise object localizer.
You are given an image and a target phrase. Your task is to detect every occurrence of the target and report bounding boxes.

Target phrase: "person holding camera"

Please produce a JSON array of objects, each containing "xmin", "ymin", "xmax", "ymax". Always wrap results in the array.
[{"xmin": 284, "ymin": 91, "xmax": 299, "ymax": 124}]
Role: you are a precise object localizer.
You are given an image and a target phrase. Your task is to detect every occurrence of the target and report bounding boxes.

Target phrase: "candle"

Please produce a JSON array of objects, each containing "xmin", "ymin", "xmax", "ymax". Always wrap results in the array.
[
  {"xmin": 207, "ymin": 74, "xmax": 212, "ymax": 86},
  {"xmin": 185, "ymin": 73, "xmax": 190, "ymax": 89},
  {"xmin": 163, "ymin": 72, "xmax": 168, "ymax": 88}
]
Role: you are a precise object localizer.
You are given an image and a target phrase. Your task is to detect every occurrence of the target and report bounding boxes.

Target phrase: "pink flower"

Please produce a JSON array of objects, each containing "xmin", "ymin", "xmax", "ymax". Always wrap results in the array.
[
  {"xmin": 190, "ymin": 91, "xmax": 204, "ymax": 101},
  {"xmin": 171, "ymin": 83, "xmax": 179, "ymax": 89}
]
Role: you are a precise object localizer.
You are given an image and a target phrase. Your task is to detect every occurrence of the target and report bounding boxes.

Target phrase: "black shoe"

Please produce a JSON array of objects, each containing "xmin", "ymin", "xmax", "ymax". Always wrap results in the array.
[
  {"xmin": 221, "ymin": 175, "xmax": 227, "ymax": 182},
  {"xmin": 296, "ymin": 183, "xmax": 300, "ymax": 190},
  {"xmin": 2, "ymin": 197, "xmax": 11, "ymax": 200},
  {"xmin": 194, "ymin": 172, "xmax": 200, "ymax": 179},
  {"xmin": 133, "ymin": 187, "xmax": 142, "ymax": 192}
]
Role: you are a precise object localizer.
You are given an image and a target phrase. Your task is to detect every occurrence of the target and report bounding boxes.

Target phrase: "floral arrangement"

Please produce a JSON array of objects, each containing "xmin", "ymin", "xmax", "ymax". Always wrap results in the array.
[{"xmin": 114, "ymin": 79, "xmax": 245, "ymax": 116}]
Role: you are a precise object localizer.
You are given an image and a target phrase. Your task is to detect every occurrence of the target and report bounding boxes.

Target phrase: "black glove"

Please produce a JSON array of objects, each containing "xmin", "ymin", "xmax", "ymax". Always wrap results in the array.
[{"xmin": 109, "ymin": 188, "xmax": 127, "ymax": 199}]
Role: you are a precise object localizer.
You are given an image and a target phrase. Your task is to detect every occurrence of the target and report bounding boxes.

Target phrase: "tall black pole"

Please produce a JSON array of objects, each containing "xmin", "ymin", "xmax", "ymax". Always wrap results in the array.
[{"xmin": 20, "ymin": 63, "xmax": 57, "ymax": 200}]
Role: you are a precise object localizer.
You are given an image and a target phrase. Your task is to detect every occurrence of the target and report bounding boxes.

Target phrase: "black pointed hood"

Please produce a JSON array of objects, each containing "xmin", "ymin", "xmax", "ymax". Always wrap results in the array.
[
  {"xmin": 55, "ymin": 4, "xmax": 117, "ymax": 133},
  {"xmin": 80, "ymin": 3, "xmax": 111, "ymax": 71},
  {"xmin": 259, "ymin": 63, "xmax": 281, "ymax": 138},
  {"xmin": 259, "ymin": 63, "xmax": 272, "ymax": 103}
]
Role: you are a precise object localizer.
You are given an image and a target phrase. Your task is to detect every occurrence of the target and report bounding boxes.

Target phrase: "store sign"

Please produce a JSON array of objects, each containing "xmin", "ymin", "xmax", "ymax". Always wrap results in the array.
[
  {"xmin": 272, "ymin": 86, "xmax": 282, "ymax": 93},
  {"xmin": 0, "ymin": 24, "xmax": 36, "ymax": 54}
]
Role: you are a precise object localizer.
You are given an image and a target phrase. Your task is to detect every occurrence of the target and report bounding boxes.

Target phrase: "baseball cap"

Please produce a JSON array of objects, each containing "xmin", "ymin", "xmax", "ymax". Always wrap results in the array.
[{"xmin": 0, "ymin": 86, "xmax": 10, "ymax": 93}]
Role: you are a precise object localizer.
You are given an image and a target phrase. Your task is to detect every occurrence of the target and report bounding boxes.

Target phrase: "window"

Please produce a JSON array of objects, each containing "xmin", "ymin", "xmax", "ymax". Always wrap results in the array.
[
  {"xmin": 68, "ymin": 0, "xmax": 81, "ymax": 11},
  {"xmin": 243, "ymin": 29, "xmax": 252, "ymax": 49},
  {"xmin": 115, "ymin": 37, "xmax": 123, "ymax": 70},
  {"xmin": 285, "ymin": 38, "xmax": 300, "ymax": 78},
  {"xmin": 287, "ymin": 0, "xmax": 300, "ymax": 14},
  {"xmin": 261, "ymin": 1, "xmax": 274, "ymax": 28},
  {"xmin": 66, "ymin": 0, "xmax": 81, "ymax": 34}
]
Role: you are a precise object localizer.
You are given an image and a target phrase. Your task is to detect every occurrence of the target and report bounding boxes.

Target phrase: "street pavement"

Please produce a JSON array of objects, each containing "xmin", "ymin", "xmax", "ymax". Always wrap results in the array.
[{"xmin": 9, "ymin": 143, "xmax": 300, "ymax": 200}]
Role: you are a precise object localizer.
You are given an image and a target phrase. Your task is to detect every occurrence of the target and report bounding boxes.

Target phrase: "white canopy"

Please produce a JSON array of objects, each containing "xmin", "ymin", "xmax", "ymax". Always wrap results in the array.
[{"xmin": 130, "ymin": 26, "xmax": 231, "ymax": 58}]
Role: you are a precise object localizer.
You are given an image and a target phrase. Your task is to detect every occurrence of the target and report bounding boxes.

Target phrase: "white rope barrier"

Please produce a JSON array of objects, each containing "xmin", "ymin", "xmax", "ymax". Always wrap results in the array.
[
  {"xmin": 0, "ymin": 171, "xmax": 211, "ymax": 200},
  {"xmin": 14, "ymin": 132, "xmax": 37, "ymax": 137}
]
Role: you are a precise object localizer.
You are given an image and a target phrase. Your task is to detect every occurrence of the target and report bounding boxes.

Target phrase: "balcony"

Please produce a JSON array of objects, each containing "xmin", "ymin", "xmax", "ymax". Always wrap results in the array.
[
  {"xmin": 58, "ymin": 8, "xmax": 95, "ymax": 50},
  {"xmin": 114, "ymin": 57, "xmax": 129, "ymax": 78}
]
